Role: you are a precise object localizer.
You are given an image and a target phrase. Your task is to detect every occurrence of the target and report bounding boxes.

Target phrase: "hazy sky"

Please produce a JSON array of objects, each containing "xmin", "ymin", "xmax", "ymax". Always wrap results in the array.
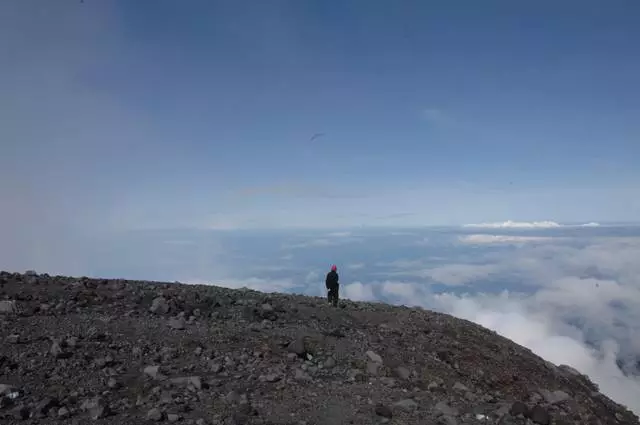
[{"xmin": 2, "ymin": 0, "xmax": 639, "ymax": 232}]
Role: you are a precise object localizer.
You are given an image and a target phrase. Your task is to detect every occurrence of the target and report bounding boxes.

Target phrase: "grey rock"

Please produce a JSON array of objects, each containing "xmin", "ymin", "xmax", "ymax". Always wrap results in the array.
[
  {"xmin": 366, "ymin": 350, "xmax": 383, "ymax": 364},
  {"xmin": 395, "ymin": 366, "xmax": 411, "ymax": 380},
  {"xmin": 324, "ymin": 357, "xmax": 337, "ymax": 368},
  {"xmin": 9, "ymin": 404, "xmax": 30, "ymax": 420},
  {"xmin": 150, "ymin": 297, "xmax": 170, "ymax": 314},
  {"xmin": 287, "ymin": 336, "xmax": 306, "ymax": 356},
  {"xmin": 526, "ymin": 405, "xmax": 551, "ymax": 425},
  {"xmin": 434, "ymin": 401, "xmax": 458, "ymax": 416},
  {"xmin": 375, "ymin": 404, "xmax": 393, "ymax": 418},
  {"xmin": 264, "ymin": 373, "xmax": 281, "ymax": 383},
  {"xmin": 539, "ymin": 389, "xmax": 571, "ymax": 405},
  {"xmin": 168, "ymin": 413, "xmax": 180, "ymax": 422},
  {"xmin": 0, "ymin": 384, "xmax": 16, "ymax": 396},
  {"xmin": 438, "ymin": 416, "xmax": 458, "ymax": 425},
  {"xmin": 169, "ymin": 317, "xmax": 186, "ymax": 330},
  {"xmin": 147, "ymin": 407, "xmax": 164, "ymax": 421},
  {"xmin": 367, "ymin": 361, "xmax": 381, "ymax": 376},
  {"xmin": 510, "ymin": 401, "xmax": 528, "ymax": 416},
  {"xmin": 295, "ymin": 369, "xmax": 311, "ymax": 381},
  {"xmin": 393, "ymin": 398, "xmax": 418, "ymax": 411},
  {"xmin": 107, "ymin": 377, "xmax": 120, "ymax": 389},
  {"xmin": 0, "ymin": 300, "xmax": 17, "ymax": 314},
  {"xmin": 58, "ymin": 406, "xmax": 70, "ymax": 418},
  {"xmin": 170, "ymin": 376, "xmax": 202, "ymax": 390},
  {"xmin": 144, "ymin": 365, "xmax": 166, "ymax": 380},
  {"xmin": 80, "ymin": 397, "xmax": 110, "ymax": 420},
  {"xmin": 35, "ymin": 397, "xmax": 59, "ymax": 415},
  {"xmin": 50, "ymin": 340, "xmax": 71, "ymax": 359},
  {"xmin": 6, "ymin": 334, "xmax": 20, "ymax": 344},
  {"xmin": 452, "ymin": 381, "xmax": 469, "ymax": 392}
]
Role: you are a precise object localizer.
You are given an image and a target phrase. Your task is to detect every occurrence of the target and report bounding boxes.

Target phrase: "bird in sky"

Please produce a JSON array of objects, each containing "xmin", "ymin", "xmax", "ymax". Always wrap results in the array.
[{"xmin": 309, "ymin": 133, "xmax": 325, "ymax": 142}]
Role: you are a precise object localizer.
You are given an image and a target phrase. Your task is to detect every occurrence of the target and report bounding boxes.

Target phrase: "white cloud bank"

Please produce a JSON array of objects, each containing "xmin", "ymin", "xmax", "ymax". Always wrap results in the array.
[
  {"xmin": 459, "ymin": 234, "xmax": 557, "ymax": 244},
  {"xmin": 463, "ymin": 220, "xmax": 600, "ymax": 229}
]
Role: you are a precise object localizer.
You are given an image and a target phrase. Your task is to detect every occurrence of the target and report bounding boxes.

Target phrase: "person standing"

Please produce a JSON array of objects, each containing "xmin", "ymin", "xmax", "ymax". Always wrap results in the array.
[{"xmin": 325, "ymin": 264, "xmax": 339, "ymax": 307}]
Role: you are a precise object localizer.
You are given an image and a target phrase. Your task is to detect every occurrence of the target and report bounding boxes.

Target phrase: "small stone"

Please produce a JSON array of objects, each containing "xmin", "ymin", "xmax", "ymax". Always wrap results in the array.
[
  {"xmin": 58, "ymin": 406, "xmax": 70, "ymax": 418},
  {"xmin": 10, "ymin": 405, "xmax": 30, "ymax": 420},
  {"xmin": 294, "ymin": 369, "xmax": 311, "ymax": 381},
  {"xmin": 439, "ymin": 416, "xmax": 458, "ymax": 425},
  {"xmin": 264, "ymin": 373, "xmax": 281, "ymax": 383},
  {"xmin": 225, "ymin": 391, "xmax": 241, "ymax": 404},
  {"xmin": 366, "ymin": 350, "xmax": 383, "ymax": 364},
  {"xmin": 168, "ymin": 413, "xmax": 180, "ymax": 422},
  {"xmin": 287, "ymin": 336, "xmax": 306, "ymax": 356},
  {"xmin": 510, "ymin": 401, "xmax": 528, "ymax": 416},
  {"xmin": 393, "ymin": 399, "xmax": 417, "ymax": 411},
  {"xmin": 0, "ymin": 300, "xmax": 17, "ymax": 314},
  {"xmin": 169, "ymin": 317, "xmax": 186, "ymax": 330},
  {"xmin": 150, "ymin": 297, "xmax": 170, "ymax": 314},
  {"xmin": 80, "ymin": 397, "xmax": 110, "ymax": 420},
  {"xmin": 395, "ymin": 366, "xmax": 410, "ymax": 380},
  {"xmin": 526, "ymin": 405, "xmax": 551, "ymax": 425},
  {"xmin": 35, "ymin": 397, "xmax": 59, "ymax": 415},
  {"xmin": 50, "ymin": 341, "xmax": 71, "ymax": 359},
  {"xmin": 6, "ymin": 334, "xmax": 20, "ymax": 344},
  {"xmin": 170, "ymin": 376, "xmax": 202, "ymax": 390},
  {"xmin": 435, "ymin": 401, "xmax": 458, "ymax": 416},
  {"xmin": 107, "ymin": 378, "xmax": 120, "ymax": 389},
  {"xmin": 539, "ymin": 389, "xmax": 571, "ymax": 405},
  {"xmin": 452, "ymin": 381, "xmax": 468, "ymax": 392},
  {"xmin": 144, "ymin": 365, "xmax": 166, "ymax": 380},
  {"xmin": 0, "ymin": 384, "xmax": 16, "ymax": 395},
  {"xmin": 147, "ymin": 407, "xmax": 164, "ymax": 421},
  {"xmin": 375, "ymin": 404, "xmax": 393, "ymax": 418},
  {"xmin": 366, "ymin": 361, "xmax": 381, "ymax": 376},
  {"xmin": 324, "ymin": 357, "xmax": 337, "ymax": 368}
]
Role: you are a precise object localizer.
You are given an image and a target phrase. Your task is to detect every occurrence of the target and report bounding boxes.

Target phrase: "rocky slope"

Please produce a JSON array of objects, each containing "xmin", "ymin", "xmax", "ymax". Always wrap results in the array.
[{"xmin": 0, "ymin": 271, "xmax": 638, "ymax": 425}]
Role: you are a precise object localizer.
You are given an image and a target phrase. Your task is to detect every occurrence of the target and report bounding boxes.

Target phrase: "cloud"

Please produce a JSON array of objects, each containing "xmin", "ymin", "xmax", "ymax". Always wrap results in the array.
[
  {"xmin": 283, "ymin": 235, "xmax": 364, "ymax": 249},
  {"xmin": 342, "ymin": 281, "xmax": 376, "ymax": 302},
  {"xmin": 463, "ymin": 220, "xmax": 562, "ymax": 229},
  {"xmin": 381, "ymin": 260, "xmax": 501, "ymax": 286},
  {"xmin": 326, "ymin": 231, "xmax": 352, "ymax": 238},
  {"xmin": 459, "ymin": 234, "xmax": 557, "ymax": 244},
  {"xmin": 347, "ymin": 263, "xmax": 365, "ymax": 270},
  {"xmin": 463, "ymin": 220, "xmax": 601, "ymax": 229}
]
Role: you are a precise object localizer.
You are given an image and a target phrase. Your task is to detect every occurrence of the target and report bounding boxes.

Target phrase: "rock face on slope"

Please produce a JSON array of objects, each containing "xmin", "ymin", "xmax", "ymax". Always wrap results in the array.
[{"xmin": 0, "ymin": 271, "xmax": 638, "ymax": 425}]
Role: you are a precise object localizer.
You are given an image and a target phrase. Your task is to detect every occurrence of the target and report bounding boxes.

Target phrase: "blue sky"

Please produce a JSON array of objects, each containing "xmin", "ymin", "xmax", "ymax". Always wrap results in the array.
[{"xmin": 1, "ymin": 0, "xmax": 640, "ymax": 233}]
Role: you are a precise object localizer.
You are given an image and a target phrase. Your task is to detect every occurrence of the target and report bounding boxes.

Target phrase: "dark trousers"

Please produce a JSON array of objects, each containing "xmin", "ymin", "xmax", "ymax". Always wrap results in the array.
[{"xmin": 327, "ymin": 285, "xmax": 339, "ymax": 306}]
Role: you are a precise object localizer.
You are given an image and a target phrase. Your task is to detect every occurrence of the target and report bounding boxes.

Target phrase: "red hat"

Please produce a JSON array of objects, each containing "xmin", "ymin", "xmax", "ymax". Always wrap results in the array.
[{"xmin": 331, "ymin": 264, "xmax": 337, "ymax": 271}]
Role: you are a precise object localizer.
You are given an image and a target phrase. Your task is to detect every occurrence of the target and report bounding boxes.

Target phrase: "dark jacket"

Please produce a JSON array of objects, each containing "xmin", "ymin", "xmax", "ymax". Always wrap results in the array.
[{"xmin": 325, "ymin": 270, "xmax": 339, "ymax": 290}]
